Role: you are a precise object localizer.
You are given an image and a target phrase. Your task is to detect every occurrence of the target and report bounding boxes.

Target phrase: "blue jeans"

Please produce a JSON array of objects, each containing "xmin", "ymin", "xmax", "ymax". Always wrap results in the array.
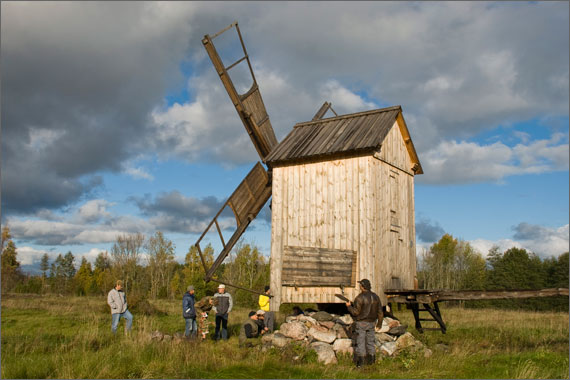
[
  {"xmin": 111, "ymin": 310, "xmax": 133, "ymax": 334},
  {"xmin": 215, "ymin": 314, "xmax": 228, "ymax": 340},
  {"xmin": 185, "ymin": 317, "xmax": 197, "ymax": 337}
]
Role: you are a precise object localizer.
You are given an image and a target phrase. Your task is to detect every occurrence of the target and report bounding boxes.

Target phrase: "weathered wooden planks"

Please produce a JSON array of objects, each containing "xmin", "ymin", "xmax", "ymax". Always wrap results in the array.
[
  {"xmin": 385, "ymin": 288, "xmax": 570, "ymax": 304},
  {"xmin": 281, "ymin": 246, "xmax": 356, "ymax": 286},
  {"xmin": 265, "ymin": 107, "xmax": 406, "ymax": 166},
  {"xmin": 269, "ymin": 107, "xmax": 421, "ymax": 309}
]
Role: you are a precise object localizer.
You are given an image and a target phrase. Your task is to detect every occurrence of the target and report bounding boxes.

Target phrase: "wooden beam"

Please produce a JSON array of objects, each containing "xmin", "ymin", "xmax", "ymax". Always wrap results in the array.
[{"xmin": 386, "ymin": 288, "xmax": 569, "ymax": 304}]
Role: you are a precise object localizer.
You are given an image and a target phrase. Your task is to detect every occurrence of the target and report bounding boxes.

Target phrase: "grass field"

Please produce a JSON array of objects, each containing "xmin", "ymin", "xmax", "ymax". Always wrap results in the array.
[{"xmin": 1, "ymin": 294, "xmax": 568, "ymax": 379}]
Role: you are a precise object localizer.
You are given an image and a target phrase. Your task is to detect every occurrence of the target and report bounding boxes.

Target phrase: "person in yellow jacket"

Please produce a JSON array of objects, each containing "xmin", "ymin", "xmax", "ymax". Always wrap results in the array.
[{"xmin": 258, "ymin": 286, "xmax": 274, "ymax": 332}]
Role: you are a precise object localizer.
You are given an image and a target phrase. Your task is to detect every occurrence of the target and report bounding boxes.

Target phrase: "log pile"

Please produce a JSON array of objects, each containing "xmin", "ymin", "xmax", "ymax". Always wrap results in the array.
[{"xmin": 261, "ymin": 311, "xmax": 432, "ymax": 364}]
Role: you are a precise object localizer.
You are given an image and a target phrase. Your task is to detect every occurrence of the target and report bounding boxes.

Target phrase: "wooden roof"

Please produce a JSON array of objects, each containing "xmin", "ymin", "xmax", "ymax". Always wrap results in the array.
[{"xmin": 265, "ymin": 105, "xmax": 423, "ymax": 174}]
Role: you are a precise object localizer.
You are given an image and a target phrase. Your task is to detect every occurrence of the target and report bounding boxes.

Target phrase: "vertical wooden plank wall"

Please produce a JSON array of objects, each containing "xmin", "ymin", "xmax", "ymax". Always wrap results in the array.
[{"xmin": 270, "ymin": 120, "xmax": 418, "ymax": 309}]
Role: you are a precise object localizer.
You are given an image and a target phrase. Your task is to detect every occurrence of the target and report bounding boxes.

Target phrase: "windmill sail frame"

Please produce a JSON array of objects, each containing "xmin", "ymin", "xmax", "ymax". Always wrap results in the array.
[
  {"xmin": 202, "ymin": 22, "xmax": 278, "ymax": 160},
  {"xmin": 193, "ymin": 162, "xmax": 271, "ymax": 282}
]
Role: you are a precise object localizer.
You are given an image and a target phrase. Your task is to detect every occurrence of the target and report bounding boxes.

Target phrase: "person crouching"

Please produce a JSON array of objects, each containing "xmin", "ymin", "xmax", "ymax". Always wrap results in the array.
[{"xmin": 239, "ymin": 311, "xmax": 263, "ymax": 347}]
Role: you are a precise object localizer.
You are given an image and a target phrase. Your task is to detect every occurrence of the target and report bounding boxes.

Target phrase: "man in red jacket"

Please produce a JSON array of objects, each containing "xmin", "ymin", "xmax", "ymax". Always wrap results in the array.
[{"xmin": 346, "ymin": 279, "xmax": 383, "ymax": 367}]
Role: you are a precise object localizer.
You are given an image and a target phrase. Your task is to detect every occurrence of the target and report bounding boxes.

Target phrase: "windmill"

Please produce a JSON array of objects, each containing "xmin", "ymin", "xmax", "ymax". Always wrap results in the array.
[{"xmin": 193, "ymin": 22, "xmax": 424, "ymax": 311}]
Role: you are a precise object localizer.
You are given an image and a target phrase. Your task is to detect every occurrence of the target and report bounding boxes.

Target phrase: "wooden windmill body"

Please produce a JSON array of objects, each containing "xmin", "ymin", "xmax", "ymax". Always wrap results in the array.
[
  {"xmin": 194, "ymin": 22, "xmax": 423, "ymax": 311},
  {"xmin": 265, "ymin": 108, "xmax": 423, "ymax": 310}
]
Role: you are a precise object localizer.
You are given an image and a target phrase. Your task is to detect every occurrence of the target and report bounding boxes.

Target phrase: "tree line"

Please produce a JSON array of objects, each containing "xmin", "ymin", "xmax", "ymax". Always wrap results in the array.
[
  {"xmin": 417, "ymin": 233, "xmax": 569, "ymax": 311},
  {"xmin": 1, "ymin": 227, "xmax": 567, "ymax": 310},
  {"xmin": 1, "ymin": 226, "xmax": 269, "ymax": 309}
]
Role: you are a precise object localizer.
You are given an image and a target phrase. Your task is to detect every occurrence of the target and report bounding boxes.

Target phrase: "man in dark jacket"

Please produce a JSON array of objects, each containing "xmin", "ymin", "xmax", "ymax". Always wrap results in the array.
[
  {"xmin": 346, "ymin": 278, "xmax": 383, "ymax": 367},
  {"xmin": 182, "ymin": 285, "xmax": 197, "ymax": 339}
]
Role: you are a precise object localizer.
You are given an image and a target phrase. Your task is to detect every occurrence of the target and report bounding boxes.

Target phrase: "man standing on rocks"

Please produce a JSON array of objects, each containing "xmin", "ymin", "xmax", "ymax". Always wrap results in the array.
[
  {"xmin": 182, "ymin": 285, "xmax": 197, "ymax": 339},
  {"xmin": 212, "ymin": 284, "xmax": 233, "ymax": 341},
  {"xmin": 346, "ymin": 278, "xmax": 383, "ymax": 367},
  {"xmin": 107, "ymin": 280, "xmax": 133, "ymax": 334}
]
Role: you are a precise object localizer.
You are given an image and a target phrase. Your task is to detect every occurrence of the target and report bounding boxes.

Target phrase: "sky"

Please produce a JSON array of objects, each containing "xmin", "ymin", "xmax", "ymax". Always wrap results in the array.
[{"xmin": 1, "ymin": 1, "xmax": 568, "ymax": 273}]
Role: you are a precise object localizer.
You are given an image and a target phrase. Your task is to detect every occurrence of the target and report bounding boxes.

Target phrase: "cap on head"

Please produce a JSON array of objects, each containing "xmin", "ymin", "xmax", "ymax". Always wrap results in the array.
[
  {"xmin": 264, "ymin": 285, "xmax": 270, "ymax": 292},
  {"xmin": 187, "ymin": 285, "xmax": 195, "ymax": 292},
  {"xmin": 218, "ymin": 284, "xmax": 225, "ymax": 289},
  {"xmin": 358, "ymin": 279, "xmax": 371, "ymax": 290},
  {"xmin": 256, "ymin": 309, "xmax": 265, "ymax": 315},
  {"xmin": 248, "ymin": 311, "xmax": 256, "ymax": 317}
]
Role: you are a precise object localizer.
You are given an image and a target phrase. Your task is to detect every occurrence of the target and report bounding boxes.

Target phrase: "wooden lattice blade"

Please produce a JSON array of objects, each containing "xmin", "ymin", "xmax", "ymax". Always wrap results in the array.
[
  {"xmin": 193, "ymin": 162, "xmax": 272, "ymax": 282},
  {"xmin": 202, "ymin": 22, "xmax": 278, "ymax": 160}
]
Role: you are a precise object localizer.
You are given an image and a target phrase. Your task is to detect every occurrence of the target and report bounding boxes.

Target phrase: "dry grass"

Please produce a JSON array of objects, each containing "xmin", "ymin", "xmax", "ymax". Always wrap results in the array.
[{"xmin": 1, "ymin": 294, "xmax": 568, "ymax": 378}]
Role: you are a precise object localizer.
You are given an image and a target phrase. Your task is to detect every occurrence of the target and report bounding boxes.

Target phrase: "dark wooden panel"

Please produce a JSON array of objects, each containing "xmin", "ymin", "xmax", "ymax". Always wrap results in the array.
[{"xmin": 281, "ymin": 246, "xmax": 356, "ymax": 287}]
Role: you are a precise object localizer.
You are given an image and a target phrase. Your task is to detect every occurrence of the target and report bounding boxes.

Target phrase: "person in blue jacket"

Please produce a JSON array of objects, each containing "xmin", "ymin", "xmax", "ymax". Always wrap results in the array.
[{"xmin": 183, "ymin": 285, "xmax": 197, "ymax": 339}]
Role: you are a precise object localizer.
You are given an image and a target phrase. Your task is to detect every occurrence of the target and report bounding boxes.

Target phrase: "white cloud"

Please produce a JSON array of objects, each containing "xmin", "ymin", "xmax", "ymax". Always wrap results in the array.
[
  {"xmin": 67, "ymin": 230, "xmax": 127, "ymax": 245},
  {"xmin": 418, "ymin": 133, "xmax": 569, "ymax": 184},
  {"xmin": 6, "ymin": 199, "xmax": 152, "ymax": 246},
  {"xmin": 319, "ymin": 80, "xmax": 377, "ymax": 114},
  {"xmin": 78, "ymin": 248, "xmax": 107, "ymax": 264},
  {"xmin": 17, "ymin": 246, "xmax": 109, "ymax": 268},
  {"xmin": 77, "ymin": 199, "xmax": 113, "ymax": 223},
  {"xmin": 469, "ymin": 238, "xmax": 524, "ymax": 258},
  {"xmin": 16, "ymin": 246, "xmax": 50, "ymax": 266},
  {"xmin": 123, "ymin": 165, "xmax": 154, "ymax": 181},
  {"xmin": 415, "ymin": 222, "xmax": 569, "ymax": 259}
]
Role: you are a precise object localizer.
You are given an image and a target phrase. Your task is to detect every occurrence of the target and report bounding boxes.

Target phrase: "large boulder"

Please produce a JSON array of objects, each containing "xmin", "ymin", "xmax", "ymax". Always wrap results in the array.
[
  {"xmin": 338, "ymin": 314, "xmax": 353, "ymax": 325},
  {"xmin": 308, "ymin": 327, "xmax": 336, "ymax": 344},
  {"xmin": 312, "ymin": 311, "xmax": 334, "ymax": 322},
  {"xmin": 375, "ymin": 332, "xmax": 395, "ymax": 345},
  {"xmin": 279, "ymin": 322, "xmax": 308, "ymax": 340},
  {"xmin": 310, "ymin": 342, "xmax": 338, "ymax": 365},
  {"xmin": 332, "ymin": 338, "xmax": 353, "ymax": 354},
  {"xmin": 261, "ymin": 333, "xmax": 273, "ymax": 345},
  {"xmin": 379, "ymin": 341, "xmax": 398, "ymax": 356},
  {"xmin": 388, "ymin": 325, "xmax": 407, "ymax": 336},
  {"xmin": 285, "ymin": 316, "xmax": 298, "ymax": 323},
  {"xmin": 336, "ymin": 328, "xmax": 349, "ymax": 339},
  {"xmin": 383, "ymin": 317, "xmax": 400, "ymax": 328},
  {"xmin": 375, "ymin": 319, "xmax": 390, "ymax": 333},
  {"xmin": 298, "ymin": 315, "xmax": 317, "ymax": 325},
  {"xmin": 396, "ymin": 332, "xmax": 422, "ymax": 351},
  {"xmin": 319, "ymin": 321, "xmax": 336, "ymax": 329},
  {"xmin": 272, "ymin": 333, "xmax": 292, "ymax": 348}
]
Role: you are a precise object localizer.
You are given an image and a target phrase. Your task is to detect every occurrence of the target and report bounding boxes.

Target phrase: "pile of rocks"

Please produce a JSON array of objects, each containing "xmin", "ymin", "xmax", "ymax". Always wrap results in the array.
[{"xmin": 261, "ymin": 311, "xmax": 431, "ymax": 365}]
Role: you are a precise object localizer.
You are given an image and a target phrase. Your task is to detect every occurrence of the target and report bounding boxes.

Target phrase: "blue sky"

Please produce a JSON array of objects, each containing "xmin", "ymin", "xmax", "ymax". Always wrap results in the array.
[{"xmin": 1, "ymin": 2, "xmax": 568, "ymax": 272}]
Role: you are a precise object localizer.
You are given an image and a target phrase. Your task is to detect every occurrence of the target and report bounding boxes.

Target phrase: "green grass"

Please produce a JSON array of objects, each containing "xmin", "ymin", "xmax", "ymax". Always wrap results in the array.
[{"xmin": 1, "ymin": 294, "xmax": 568, "ymax": 378}]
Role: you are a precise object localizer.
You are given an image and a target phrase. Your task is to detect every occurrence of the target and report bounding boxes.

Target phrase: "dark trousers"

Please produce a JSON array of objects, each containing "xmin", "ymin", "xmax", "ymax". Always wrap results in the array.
[
  {"xmin": 354, "ymin": 321, "xmax": 376, "ymax": 356},
  {"xmin": 215, "ymin": 313, "xmax": 228, "ymax": 340},
  {"xmin": 264, "ymin": 311, "xmax": 275, "ymax": 332}
]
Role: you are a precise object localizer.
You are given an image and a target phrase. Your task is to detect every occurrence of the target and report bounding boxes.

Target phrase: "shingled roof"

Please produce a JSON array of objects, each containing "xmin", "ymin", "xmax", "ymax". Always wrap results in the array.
[{"xmin": 265, "ymin": 105, "xmax": 422, "ymax": 173}]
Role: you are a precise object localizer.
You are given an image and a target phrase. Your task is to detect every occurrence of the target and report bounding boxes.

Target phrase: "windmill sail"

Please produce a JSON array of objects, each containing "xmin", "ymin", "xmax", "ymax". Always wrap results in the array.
[
  {"xmin": 193, "ymin": 162, "xmax": 271, "ymax": 282},
  {"xmin": 202, "ymin": 22, "xmax": 278, "ymax": 160}
]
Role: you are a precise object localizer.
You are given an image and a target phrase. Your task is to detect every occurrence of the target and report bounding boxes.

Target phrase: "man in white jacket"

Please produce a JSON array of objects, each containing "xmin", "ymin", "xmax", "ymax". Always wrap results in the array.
[{"xmin": 107, "ymin": 280, "xmax": 133, "ymax": 334}]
